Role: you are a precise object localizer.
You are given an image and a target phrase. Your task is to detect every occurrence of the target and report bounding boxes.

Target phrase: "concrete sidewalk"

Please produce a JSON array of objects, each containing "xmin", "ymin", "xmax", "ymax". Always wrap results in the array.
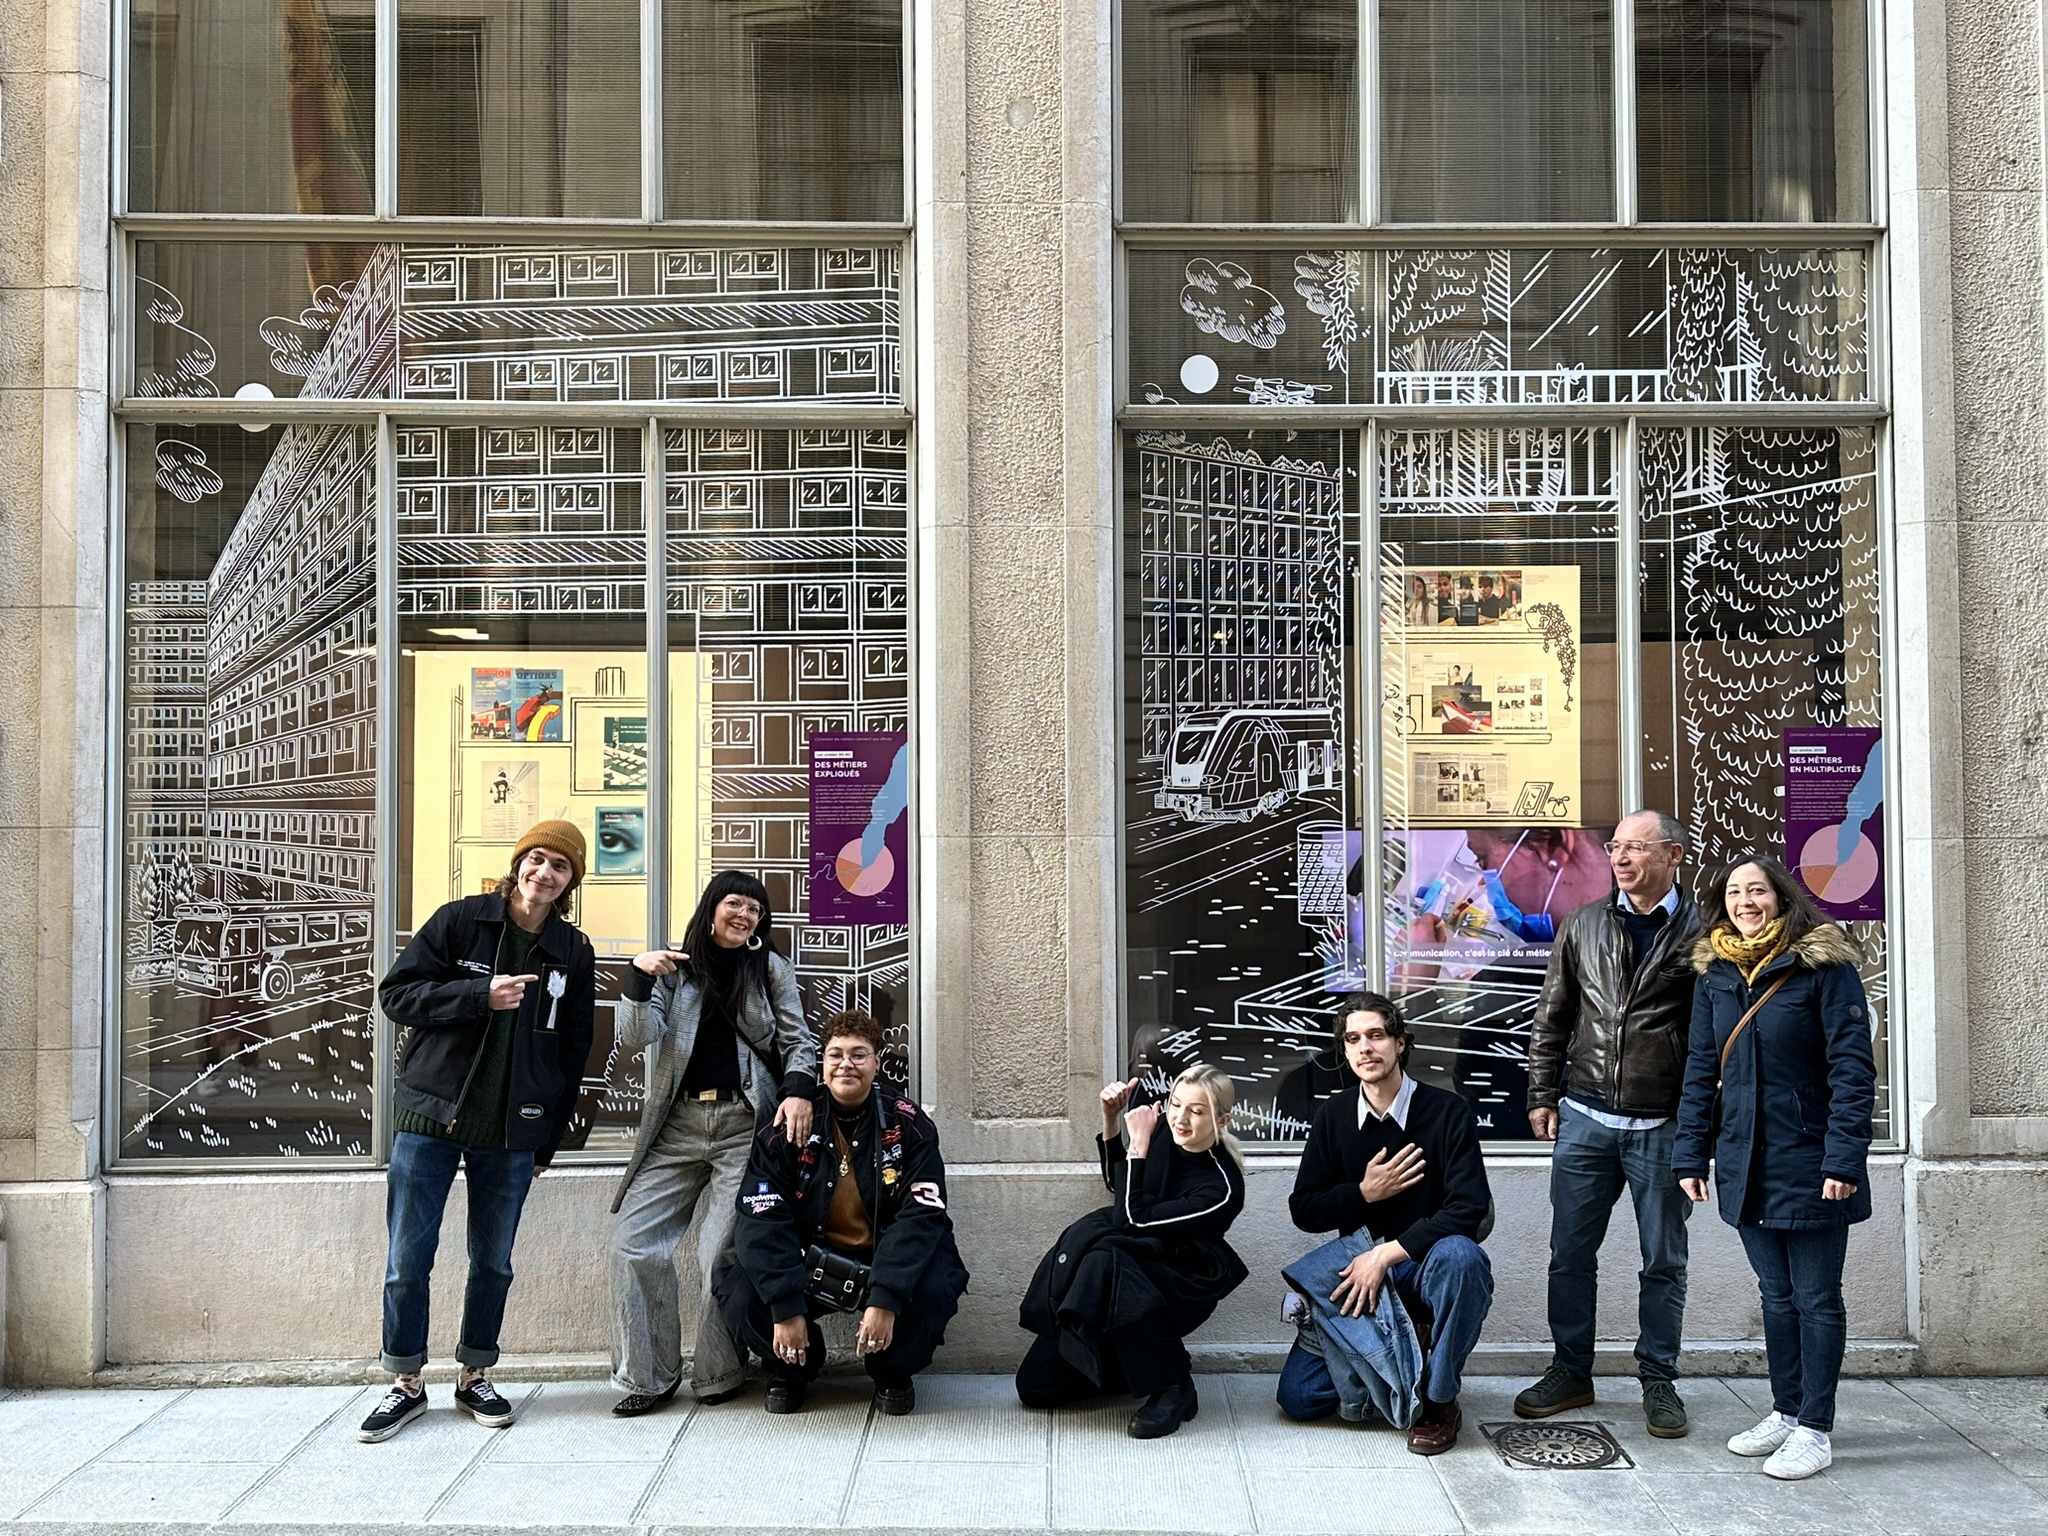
[{"xmin": 1, "ymin": 1374, "xmax": 2044, "ymax": 1535}]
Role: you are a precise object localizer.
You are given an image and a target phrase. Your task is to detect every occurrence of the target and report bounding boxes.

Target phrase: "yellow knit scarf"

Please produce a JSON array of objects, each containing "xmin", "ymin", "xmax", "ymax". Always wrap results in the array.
[{"xmin": 1710, "ymin": 918, "xmax": 1790, "ymax": 984}]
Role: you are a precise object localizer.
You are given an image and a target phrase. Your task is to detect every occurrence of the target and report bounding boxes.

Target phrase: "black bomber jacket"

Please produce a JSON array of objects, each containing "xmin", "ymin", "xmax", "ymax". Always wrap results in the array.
[
  {"xmin": 1526, "ymin": 888, "xmax": 1703, "ymax": 1119},
  {"xmin": 731, "ymin": 1080, "xmax": 964, "ymax": 1321},
  {"xmin": 379, "ymin": 894, "xmax": 597, "ymax": 1163}
]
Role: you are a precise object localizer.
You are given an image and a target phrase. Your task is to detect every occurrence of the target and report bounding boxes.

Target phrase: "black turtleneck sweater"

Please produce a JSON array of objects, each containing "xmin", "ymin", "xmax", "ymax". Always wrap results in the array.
[{"xmin": 678, "ymin": 941, "xmax": 744, "ymax": 1093}]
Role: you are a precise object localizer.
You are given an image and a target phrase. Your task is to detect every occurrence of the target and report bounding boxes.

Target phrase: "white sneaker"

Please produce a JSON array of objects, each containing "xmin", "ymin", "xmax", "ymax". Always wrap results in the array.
[
  {"xmin": 1727, "ymin": 1410, "xmax": 1797, "ymax": 1456},
  {"xmin": 1762, "ymin": 1425, "xmax": 1832, "ymax": 1480}
]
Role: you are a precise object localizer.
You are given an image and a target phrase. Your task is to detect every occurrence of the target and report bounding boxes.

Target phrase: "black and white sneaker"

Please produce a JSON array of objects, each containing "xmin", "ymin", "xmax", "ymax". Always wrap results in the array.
[
  {"xmin": 454, "ymin": 1374, "xmax": 516, "ymax": 1428},
  {"xmin": 358, "ymin": 1382, "xmax": 428, "ymax": 1443}
]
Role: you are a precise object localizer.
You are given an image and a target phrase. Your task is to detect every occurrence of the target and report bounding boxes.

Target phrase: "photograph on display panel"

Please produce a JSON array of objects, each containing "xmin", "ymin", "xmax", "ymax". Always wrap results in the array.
[{"xmin": 1373, "ymin": 428, "xmax": 1622, "ymax": 1139}]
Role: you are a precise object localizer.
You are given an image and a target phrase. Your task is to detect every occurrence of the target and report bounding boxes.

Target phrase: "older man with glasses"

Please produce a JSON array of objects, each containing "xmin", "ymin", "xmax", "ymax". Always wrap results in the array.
[{"xmin": 1515, "ymin": 810, "xmax": 1702, "ymax": 1439}]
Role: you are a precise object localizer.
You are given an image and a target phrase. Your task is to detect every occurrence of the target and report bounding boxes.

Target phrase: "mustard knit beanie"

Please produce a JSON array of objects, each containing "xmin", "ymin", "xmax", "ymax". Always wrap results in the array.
[{"xmin": 513, "ymin": 818, "xmax": 587, "ymax": 888}]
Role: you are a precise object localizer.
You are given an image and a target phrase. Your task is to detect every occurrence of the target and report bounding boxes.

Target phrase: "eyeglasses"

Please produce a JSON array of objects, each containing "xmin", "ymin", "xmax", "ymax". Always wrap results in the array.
[
  {"xmin": 1604, "ymin": 839, "xmax": 1678, "ymax": 856},
  {"xmin": 823, "ymin": 1046, "xmax": 875, "ymax": 1065},
  {"xmin": 718, "ymin": 897, "xmax": 764, "ymax": 920}
]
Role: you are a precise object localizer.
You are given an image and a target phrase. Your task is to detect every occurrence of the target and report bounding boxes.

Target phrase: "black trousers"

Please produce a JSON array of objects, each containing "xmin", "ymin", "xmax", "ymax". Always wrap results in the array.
[
  {"xmin": 719, "ymin": 1261, "xmax": 958, "ymax": 1390},
  {"xmin": 1015, "ymin": 1324, "xmax": 1189, "ymax": 1405}
]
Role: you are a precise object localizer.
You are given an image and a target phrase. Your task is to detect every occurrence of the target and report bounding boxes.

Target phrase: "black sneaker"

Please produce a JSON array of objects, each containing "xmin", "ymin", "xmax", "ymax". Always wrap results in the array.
[
  {"xmin": 875, "ymin": 1383, "xmax": 916, "ymax": 1416},
  {"xmin": 1513, "ymin": 1365, "xmax": 1596, "ymax": 1419},
  {"xmin": 454, "ymin": 1374, "xmax": 516, "ymax": 1428},
  {"xmin": 357, "ymin": 1382, "xmax": 428, "ymax": 1443},
  {"xmin": 1642, "ymin": 1378, "xmax": 1689, "ymax": 1438}
]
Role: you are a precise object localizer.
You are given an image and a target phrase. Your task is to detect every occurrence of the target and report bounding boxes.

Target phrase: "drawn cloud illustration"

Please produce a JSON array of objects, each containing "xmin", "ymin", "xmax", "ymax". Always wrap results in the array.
[
  {"xmin": 261, "ymin": 283, "xmax": 353, "ymax": 377},
  {"xmin": 1181, "ymin": 259, "xmax": 1286, "ymax": 349},
  {"xmin": 156, "ymin": 440, "xmax": 223, "ymax": 504}
]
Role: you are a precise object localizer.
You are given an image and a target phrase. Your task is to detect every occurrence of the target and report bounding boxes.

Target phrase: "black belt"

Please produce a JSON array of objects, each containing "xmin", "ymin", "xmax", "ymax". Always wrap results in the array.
[{"xmin": 684, "ymin": 1085, "xmax": 742, "ymax": 1103}]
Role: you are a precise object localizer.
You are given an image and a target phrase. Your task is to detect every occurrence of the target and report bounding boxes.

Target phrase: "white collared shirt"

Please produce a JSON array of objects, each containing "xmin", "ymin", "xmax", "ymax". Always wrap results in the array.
[
  {"xmin": 1615, "ymin": 884, "xmax": 1682, "ymax": 917},
  {"xmin": 1357, "ymin": 1072, "xmax": 1416, "ymax": 1130}
]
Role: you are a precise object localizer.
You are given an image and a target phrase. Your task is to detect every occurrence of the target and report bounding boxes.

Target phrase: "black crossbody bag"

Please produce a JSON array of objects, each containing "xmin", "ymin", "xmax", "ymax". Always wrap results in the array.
[{"xmin": 801, "ymin": 1094, "xmax": 890, "ymax": 1312}]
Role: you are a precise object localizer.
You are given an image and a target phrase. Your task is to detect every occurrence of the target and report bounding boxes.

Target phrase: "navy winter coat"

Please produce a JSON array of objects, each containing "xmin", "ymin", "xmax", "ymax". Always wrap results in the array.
[{"xmin": 1672, "ymin": 924, "xmax": 1876, "ymax": 1230}]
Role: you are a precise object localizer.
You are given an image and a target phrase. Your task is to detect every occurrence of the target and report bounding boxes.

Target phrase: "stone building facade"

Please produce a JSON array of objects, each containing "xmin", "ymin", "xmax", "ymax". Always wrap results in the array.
[{"xmin": 0, "ymin": 0, "xmax": 2043, "ymax": 1383}]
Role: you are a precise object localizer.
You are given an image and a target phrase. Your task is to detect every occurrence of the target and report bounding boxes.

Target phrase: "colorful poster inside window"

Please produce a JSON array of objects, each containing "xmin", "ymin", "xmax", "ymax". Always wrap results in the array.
[
  {"xmin": 1785, "ymin": 728, "xmax": 1884, "ymax": 920},
  {"xmin": 808, "ymin": 731, "xmax": 909, "ymax": 925},
  {"xmin": 471, "ymin": 666, "xmax": 567, "ymax": 742},
  {"xmin": 1392, "ymin": 566, "xmax": 1582, "ymax": 824}
]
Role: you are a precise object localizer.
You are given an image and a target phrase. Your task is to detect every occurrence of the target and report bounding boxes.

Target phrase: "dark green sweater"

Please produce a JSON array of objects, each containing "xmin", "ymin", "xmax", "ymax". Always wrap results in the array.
[{"xmin": 393, "ymin": 922, "xmax": 540, "ymax": 1148}]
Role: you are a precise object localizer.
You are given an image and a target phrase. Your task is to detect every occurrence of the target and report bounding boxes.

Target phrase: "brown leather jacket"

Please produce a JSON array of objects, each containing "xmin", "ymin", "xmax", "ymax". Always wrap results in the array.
[{"xmin": 1527, "ymin": 889, "xmax": 1703, "ymax": 1118}]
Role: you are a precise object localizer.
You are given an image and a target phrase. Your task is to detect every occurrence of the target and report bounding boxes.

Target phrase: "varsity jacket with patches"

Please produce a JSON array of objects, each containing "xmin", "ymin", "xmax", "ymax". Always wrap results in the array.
[{"xmin": 730, "ymin": 1079, "xmax": 966, "ymax": 1322}]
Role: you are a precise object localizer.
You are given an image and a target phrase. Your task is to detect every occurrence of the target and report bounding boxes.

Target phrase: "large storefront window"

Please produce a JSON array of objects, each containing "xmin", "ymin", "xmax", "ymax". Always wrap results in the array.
[
  {"xmin": 113, "ymin": 3, "xmax": 911, "ymax": 1163},
  {"xmin": 1118, "ymin": 5, "xmax": 1890, "ymax": 1144}
]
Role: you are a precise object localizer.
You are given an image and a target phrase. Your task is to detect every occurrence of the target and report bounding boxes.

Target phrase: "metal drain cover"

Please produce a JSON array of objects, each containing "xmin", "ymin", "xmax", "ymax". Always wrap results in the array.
[{"xmin": 1480, "ymin": 1420, "xmax": 1634, "ymax": 1470}]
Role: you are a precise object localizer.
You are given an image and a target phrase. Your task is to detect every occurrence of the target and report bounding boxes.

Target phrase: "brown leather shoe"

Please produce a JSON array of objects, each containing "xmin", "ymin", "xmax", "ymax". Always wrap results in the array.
[{"xmin": 1407, "ymin": 1396, "xmax": 1462, "ymax": 1456}]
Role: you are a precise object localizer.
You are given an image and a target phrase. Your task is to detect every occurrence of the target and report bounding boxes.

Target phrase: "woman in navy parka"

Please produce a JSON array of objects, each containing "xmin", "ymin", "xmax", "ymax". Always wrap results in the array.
[{"xmin": 1674, "ymin": 853, "xmax": 1875, "ymax": 1482}]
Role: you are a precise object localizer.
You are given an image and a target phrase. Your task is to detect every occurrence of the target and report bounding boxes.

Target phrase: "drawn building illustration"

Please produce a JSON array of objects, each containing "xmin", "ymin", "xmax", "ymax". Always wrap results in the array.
[{"xmin": 121, "ymin": 241, "xmax": 907, "ymax": 1155}]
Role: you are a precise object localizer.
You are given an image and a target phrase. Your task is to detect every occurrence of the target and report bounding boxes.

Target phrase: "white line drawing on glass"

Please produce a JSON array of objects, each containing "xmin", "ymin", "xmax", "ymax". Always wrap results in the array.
[
  {"xmin": 1522, "ymin": 601, "xmax": 1578, "ymax": 710},
  {"xmin": 135, "ymin": 277, "xmax": 220, "ymax": 398},
  {"xmin": 1126, "ymin": 431, "xmax": 1352, "ymax": 1142},
  {"xmin": 1293, "ymin": 251, "xmax": 1360, "ymax": 377},
  {"xmin": 1640, "ymin": 424, "xmax": 1889, "ymax": 1134},
  {"xmin": 1180, "ymin": 258, "xmax": 1287, "ymax": 349},
  {"xmin": 122, "ymin": 242, "xmax": 908, "ymax": 1157},
  {"xmin": 1142, "ymin": 247, "xmax": 1869, "ymax": 408},
  {"xmin": 1234, "ymin": 376, "xmax": 1332, "ymax": 405},
  {"xmin": 154, "ymin": 439, "xmax": 223, "ymax": 502},
  {"xmin": 260, "ymin": 282, "xmax": 355, "ymax": 377}
]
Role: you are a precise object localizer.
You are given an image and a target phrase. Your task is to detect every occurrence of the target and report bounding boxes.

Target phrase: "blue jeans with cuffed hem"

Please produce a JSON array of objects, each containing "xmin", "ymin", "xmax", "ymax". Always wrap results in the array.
[
  {"xmin": 1546, "ymin": 1106, "xmax": 1690, "ymax": 1382},
  {"xmin": 380, "ymin": 1131, "xmax": 536, "ymax": 1374},
  {"xmin": 1276, "ymin": 1236, "xmax": 1495, "ymax": 1419},
  {"xmin": 1738, "ymin": 1223, "xmax": 1850, "ymax": 1434}
]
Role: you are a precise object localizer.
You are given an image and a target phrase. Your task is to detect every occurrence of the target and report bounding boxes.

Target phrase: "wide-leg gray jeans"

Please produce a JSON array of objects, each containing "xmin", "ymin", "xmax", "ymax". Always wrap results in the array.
[{"xmin": 609, "ymin": 1096, "xmax": 755, "ymax": 1398}]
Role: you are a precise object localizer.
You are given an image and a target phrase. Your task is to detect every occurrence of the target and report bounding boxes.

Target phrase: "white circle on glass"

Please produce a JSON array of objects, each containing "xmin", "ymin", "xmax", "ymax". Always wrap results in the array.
[
  {"xmin": 234, "ymin": 382, "xmax": 276, "ymax": 432},
  {"xmin": 1179, "ymin": 354, "xmax": 1220, "ymax": 395}
]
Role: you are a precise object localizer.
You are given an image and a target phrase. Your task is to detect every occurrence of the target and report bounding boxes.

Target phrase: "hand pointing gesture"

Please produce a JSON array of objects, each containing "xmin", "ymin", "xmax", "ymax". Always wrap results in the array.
[
  {"xmin": 489, "ymin": 973, "xmax": 540, "ymax": 1010},
  {"xmin": 1101, "ymin": 1077, "xmax": 1140, "ymax": 1141}
]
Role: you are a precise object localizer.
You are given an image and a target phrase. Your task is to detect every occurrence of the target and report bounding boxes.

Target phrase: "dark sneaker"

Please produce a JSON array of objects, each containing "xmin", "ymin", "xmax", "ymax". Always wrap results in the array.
[
  {"xmin": 1407, "ymin": 1397, "xmax": 1463, "ymax": 1456},
  {"xmin": 1642, "ymin": 1378, "xmax": 1689, "ymax": 1438},
  {"xmin": 357, "ymin": 1382, "xmax": 428, "ymax": 1443},
  {"xmin": 1127, "ymin": 1377, "xmax": 1199, "ymax": 1439},
  {"xmin": 612, "ymin": 1382, "xmax": 679, "ymax": 1418},
  {"xmin": 875, "ymin": 1383, "xmax": 916, "ymax": 1416},
  {"xmin": 454, "ymin": 1375, "xmax": 516, "ymax": 1428},
  {"xmin": 1514, "ymin": 1365, "xmax": 1596, "ymax": 1419},
  {"xmin": 765, "ymin": 1378, "xmax": 807, "ymax": 1414}
]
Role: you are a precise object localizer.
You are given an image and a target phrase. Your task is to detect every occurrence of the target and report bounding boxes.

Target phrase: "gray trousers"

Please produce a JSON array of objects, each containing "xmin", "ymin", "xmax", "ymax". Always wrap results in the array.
[{"xmin": 609, "ymin": 1096, "xmax": 755, "ymax": 1397}]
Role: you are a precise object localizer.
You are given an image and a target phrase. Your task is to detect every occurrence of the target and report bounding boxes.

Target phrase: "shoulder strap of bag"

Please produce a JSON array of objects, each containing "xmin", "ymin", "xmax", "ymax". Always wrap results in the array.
[{"xmin": 1718, "ymin": 973, "xmax": 1792, "ymax": 1078}]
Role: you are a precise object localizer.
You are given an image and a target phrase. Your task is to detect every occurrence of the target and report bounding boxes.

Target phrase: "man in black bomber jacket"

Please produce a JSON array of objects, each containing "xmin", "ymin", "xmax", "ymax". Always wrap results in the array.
[
  {"xmin": 716, "ymin": 1009, "xmax": 969, "ymax": 1416},
  {"xmin": 357, "ymin": 820, "xmax": 597, "ymax": 1445}
]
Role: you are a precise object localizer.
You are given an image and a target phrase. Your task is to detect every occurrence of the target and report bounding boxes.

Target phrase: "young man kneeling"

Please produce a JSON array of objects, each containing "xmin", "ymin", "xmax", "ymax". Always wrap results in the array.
[
  {"xmin": 716, "ymin": 1010, "xmax": 969, "ymax": 1415},
  {"xmin": 1280, "ymin": 994, "xmax": 1495, "ymax": 1455}
]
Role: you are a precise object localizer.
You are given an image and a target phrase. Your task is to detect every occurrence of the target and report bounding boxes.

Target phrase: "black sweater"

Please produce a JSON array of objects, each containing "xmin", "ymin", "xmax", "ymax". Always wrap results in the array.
[{"xmin": 1288, "ymin": 1078, "xmax": 1492, "ymax": 1262}]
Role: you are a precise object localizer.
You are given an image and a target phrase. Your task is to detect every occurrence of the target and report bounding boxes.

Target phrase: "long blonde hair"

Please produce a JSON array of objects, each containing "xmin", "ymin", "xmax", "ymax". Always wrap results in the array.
[{"xmin": 1172, "ymin": 1063, "xmax": 1245, "ymax": 1167}]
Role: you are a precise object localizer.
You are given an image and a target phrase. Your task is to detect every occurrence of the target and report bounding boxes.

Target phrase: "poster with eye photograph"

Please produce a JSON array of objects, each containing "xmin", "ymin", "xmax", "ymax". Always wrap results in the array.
[{"xmin": 595, "ymin": 807, "xmax": 647, "ymax": 877}]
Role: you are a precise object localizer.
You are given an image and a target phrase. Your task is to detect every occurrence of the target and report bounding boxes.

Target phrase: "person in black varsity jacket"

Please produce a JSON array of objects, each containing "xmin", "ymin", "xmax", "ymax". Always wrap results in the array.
[
  {"xmin": 1016, "ymin": 1065, "xmax": 1249, "ymax": 1440},
  {"xmin": 1280, "ymin": 993, "xmax": 1495, "ymax": 1455},
  {"xmin": 715, "ymin": 1009, "xmax": 968, "ymax": 1417}
]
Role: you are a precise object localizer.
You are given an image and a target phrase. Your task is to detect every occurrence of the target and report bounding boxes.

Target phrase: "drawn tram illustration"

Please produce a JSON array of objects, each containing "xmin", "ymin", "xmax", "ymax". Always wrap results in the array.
[{"xmin": 123, "ymin": 241, "xmax": 906, "ymax": 1155}]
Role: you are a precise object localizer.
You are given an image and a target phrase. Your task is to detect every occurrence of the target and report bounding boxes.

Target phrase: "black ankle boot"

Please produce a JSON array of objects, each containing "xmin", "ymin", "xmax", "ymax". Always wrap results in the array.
[{"xmin": 1127, "ymin": 1377, "xmax": 1198, "ymax": 1439}]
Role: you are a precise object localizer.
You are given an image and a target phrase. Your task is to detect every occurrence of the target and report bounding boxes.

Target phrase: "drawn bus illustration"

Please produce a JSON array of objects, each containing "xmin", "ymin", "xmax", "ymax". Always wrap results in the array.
[
  {"xmin": 1156, "ymin": 708, "xmax": 1340, "ymax": 822},
  {"xmin": 175, "ymin": 905, "xmax": 374, "ymax": 1005}
]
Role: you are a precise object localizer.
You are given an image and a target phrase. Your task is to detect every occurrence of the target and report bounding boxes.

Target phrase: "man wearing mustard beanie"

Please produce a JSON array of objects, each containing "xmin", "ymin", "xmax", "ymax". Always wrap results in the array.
[{"xmin": 359, "ymin": 819, "xmax": 598, "ymax": 1443}]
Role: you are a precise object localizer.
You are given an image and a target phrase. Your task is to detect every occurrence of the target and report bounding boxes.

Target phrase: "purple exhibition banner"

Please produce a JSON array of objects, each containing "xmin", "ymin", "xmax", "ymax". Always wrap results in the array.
[
  {"xmin": 1784, "ymin": 727, "xmax": 1885, "ymax": 921},
  {"xmin": 807, "ymin": 731, "xmax": 910, "ymax": 925}
]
